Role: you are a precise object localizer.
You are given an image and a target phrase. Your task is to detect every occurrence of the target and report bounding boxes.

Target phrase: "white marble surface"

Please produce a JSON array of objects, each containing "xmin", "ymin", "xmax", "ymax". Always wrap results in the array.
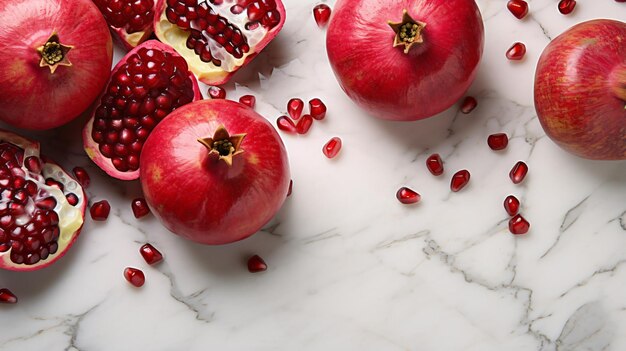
[{"xmin": 1, "ymin": 0, "xmax": 626, "ymax": 350}]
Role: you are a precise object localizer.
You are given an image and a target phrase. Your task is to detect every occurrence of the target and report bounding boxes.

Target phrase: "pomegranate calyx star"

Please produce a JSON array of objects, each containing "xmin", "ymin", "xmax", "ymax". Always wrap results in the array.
[
  {"xmin": 36, "ymin": 32, "xmax": 73, "ymax": 74},
  {"xmin": 388, "ymin": 10, "xmax": 426, "ymax": 54},
  {"xmin": 197, "ymin": 125, "xmax": 246, "ymax": 166}
]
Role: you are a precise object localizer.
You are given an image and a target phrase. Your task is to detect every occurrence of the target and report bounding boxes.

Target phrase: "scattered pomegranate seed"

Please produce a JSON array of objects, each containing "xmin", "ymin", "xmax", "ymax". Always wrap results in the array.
[
  {"xmin": 247, "ymin": 254, "xmax": 267, "ymax": 273},
  {"xmin": 313, "ymin": 4, "xmax": 331, "ymax": 28},
  {"xmin": 506, "ymin": 42, "xmax": 526, "ymax": 60},
  {"xmin": 0, "ymin": 288, "xmax": 17, "ymax": 304},
  {"xmin": 239, "ymin": 95, "xmax": 256, "ymax": 108},
  {"xmin": 139, "ymin": 244, "xmax": 163, "ymax": 265},
  {"xmin": 90, "ymin": 200, "xmax": 111, "ymax": 221},
  {"xmin": 131, "ymin": 198, "xmax": 150, "ymax": 218},
  {"xmin": 396, "ymin": 187, "xmax": 421, "ymax": 204},
  {"xmin": 287, "ymin": 179, "xmax": 293, "ymax": 197},
  {"xmin": 276, "ymin": 116, "xmax": 297, "ymax": 133},
  {"xmin": 509, "ymin": 161, "xmax": 528, "ymax": 184},
  {"xmin": 124, "ymin": 267, "xmax": 145, "ymax": 287},
  {"xmin": 558, "ymin": 0, "xmax": 576, "ymax": 14},
  {"xmin": 426, "ymin": 153, "xmax": 444, "ymax": 176},
  {"xmin": 72, "ymin": 167, "xmax": 90, "ymax": 188},
  {"xmin": 487, "ymin": 133, "xmax": 509, "ymax": 150},
  {"xmin": 509, "ymin": 214, "xmax": 530, "ymax": 234},
  {"xmin": 504, "ymin": 195, "xmax": 520, "ymax": 216},
  {"xmin": 208, "ymin": 86, "xmax": 226, "ymax": 99},
  {"xmin": 296, "ymin": 115, "xmax": 313, "ymax": 134},
  {"xmin": 507, "ymin": 0, "xmax": 529, "ymax": 19},
  {"xmin": 450, "ymin": 170, "xmax": 470, "ymax": 192},
  {"xmin": 323, "ymin": 137, "xmax": 342, "ymax": 159},
  {"xmin": 309, "ymin": 98, "xmax": 327, "ymax": 120},
  {"xmin": 287, "ymin": 98, "xmax": 304, "ymax": 120},
  {"xmin": 460, "ymin": 96, "xmax": 477, "ymax": 114},
  {"xmin": 66, "ymin": 193, "xmax": 79, "ymax": 206}
]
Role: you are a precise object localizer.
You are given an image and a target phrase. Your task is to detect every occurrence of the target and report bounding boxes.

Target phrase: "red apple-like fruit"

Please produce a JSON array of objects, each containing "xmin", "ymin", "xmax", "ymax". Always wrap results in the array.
[{"xmin": 534, "ymin": 19, "xmax": 625, "ymax": 160}]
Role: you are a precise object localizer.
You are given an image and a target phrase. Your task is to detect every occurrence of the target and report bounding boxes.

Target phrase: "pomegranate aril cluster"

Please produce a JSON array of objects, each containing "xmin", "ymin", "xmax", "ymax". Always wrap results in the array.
[
  {"xmin": 0, "ymin": 144, "xmax": 68, "ymax": 265},
  {"xmin": 276, "ymin": 97, "xmax": 327, "ymax": 135},
  {"xmin": 94, "ymin": 0, "xmax": 155, "ymax": 33},
  {"xmin": 91, "ymin": 47, "xmax": 195, "ymax": 172},
  {"xmin": 166, "ymin": 0, "xmax": 281, "ymax": 65}
]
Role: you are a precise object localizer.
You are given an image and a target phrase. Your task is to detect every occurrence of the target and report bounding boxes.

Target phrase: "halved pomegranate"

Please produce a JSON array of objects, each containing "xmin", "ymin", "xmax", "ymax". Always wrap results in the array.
[
  {"xmin": 154, "ymin": 0, "xmax": 286, "ymax": 85},
  {"xmin": 93, "ymin": 0, "xmax": 156, "ymax": 50},
  {"xmin": 83, "ymin": 40, "xmax": 202, "ymax": 180},
  {"xmin": 0, "ymin": 130, "xmax": 86, "ymax": 271}
]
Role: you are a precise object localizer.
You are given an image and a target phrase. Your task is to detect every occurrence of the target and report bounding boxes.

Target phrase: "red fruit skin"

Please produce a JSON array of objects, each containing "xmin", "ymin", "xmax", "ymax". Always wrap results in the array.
[
  {"xmin": 326, "ymin": 0, "xmax": 484, "ymax": 121},
  {"xmin": 82, "ymin": 40, "xmax": 202, "ymax": 180},
  {"xmin": 140, "ymin": 100, "xmax": 290, "ymax": 245},
  {"xmin": 153, "ymin": 0, "xmax": 287, "ymax": 86},
  {"xmin": 534, "ymin": 19, "xmax": 626, "ymax": 160},
  {"xmin": 0, "ymin": 0, "xmax": 113, "ymax": 130}
]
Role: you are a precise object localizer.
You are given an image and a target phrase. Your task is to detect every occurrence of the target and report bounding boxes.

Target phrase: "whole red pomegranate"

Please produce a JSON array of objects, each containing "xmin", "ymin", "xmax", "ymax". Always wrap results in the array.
[
  {"xmin": 0, "ymin": 130, "xmax": 87, "ymax": 271},
  {"xmin": 140, "ymin": 99, "xmax": 290, "ymax": 245},
  {"xmin": 326, "ymin": 0, "xmax": 484, "ymax": 121},
  {"xmin": 534, "ymin": 19, "xmax": 626, "ymax": 160},
  {"xmin": 83, "ymin": 40, "xmax": 202, "ymax": 180},
  {"xmin": 0, "ymin": 0, "xmax": 112, "ymax": 130},
  {"xmin": 92, "ymin": 0, "xmax": 156, "ymax": 50},
  {"xmin": 153, "ymin": 0, "xmax": 286, "ymax": 85}
]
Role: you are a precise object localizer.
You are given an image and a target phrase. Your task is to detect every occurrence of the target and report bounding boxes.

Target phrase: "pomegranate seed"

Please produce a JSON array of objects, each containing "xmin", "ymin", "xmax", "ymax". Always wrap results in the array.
[
  {"xmin": 287, "ymin": 179, "xmax": 293, "ymax": 197},
  {"xmin": 509, "ymin": 214, "xmax": 530, "ymax": 235},
  {"xmin": 450, "ymin": 170, "xmax": 470, "ymax": 192},
  {"xmin": 90, "ymin": 200, "xmax": 111, "ymax": 221},
  {"xmin": 239, "ymin": 94, "xmax": 256, "ymax": 108},
  {"xmin": 296, "ymin": 115, "xmax": 313, "ymax": 134},
  {"xmin": 507, "ymin": 0, "xmax": 529, "ymax": 19},
  {"xmin": 426, "ymin": 153, "xmax": 444, "ymax": 176},
  {"xmin": 124, "ymin": 267, "xmax": 145, "ymax": 287},
  {"xmin": 396, "ymin": 187, "xmax": 420, "ymax": 204},
  {"xmin": 504, "ymin": 195, "xmax": 520, "ymax": 216},
  {"xmin": 487, "ymin": 133, "xmax": 509, "ymax": 150},
  {"xmin": 309, "ymin": 98, "xmax": 327, "ymax": 120},
  {"xmin": 24, "ymin": 156, "xmax": 42, "ymax": 174},
  {"xmin": 247, "ymin": 254, "xmax": 267, "ymax": 273},
  {"xmin": 276, "ymin": 116, "xmax": 297, "ymax": 133},
  {"xmin": 72, "ymin": 167, "xmax": 90, "ymax": 188},
  {"xmin": 460, "ymin": 96, "xmax": 477, "ymax": 114},
  {"xmin": 313, "ymin": 4, "xmax": 331, "ymax": 28},
  {"xmin": 0, "ymin": 288, "xmax": 17, "ymax": 304},
  {"xmin": 509, "ymin": 161, "xmax": 528, "ymax": 184},
  {"xmin": 131, "ymin": 198, "xmax": 150, "ymax": 218},
  {"xmin": 287, "ymin": 98, "xmax": 304, "ymax": 120},
  {"xmin": 208, "ymin": 86, "xmax": 226, "ymax": 99},
  {"xmin": 66, "ymin": 193, "xmax": 79, "ymax": 206},
  {"xmin": 506, "ymin": 42, "xmax": 526, "ymax": 60},
  {"xmin": 323, "ymin": 137, "xmax": 342, "ymax": 159},
  {"xmin": 558, "ymin": 0, "xmax": 576, "ymax": 14},
  {"xmin": 139, "ymin": 243, "xmax": 163, "ymax": 265}
]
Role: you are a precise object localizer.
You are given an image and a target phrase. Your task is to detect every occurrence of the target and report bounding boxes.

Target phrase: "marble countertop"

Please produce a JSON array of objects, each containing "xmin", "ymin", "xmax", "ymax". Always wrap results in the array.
[{"xmin": 1, "ymin": 0, "xmax": 625, "ymax": 350}]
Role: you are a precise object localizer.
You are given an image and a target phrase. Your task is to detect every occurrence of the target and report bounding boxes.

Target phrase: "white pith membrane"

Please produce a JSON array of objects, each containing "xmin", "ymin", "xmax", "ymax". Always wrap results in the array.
[
  {"xmin": 157, "ymin": 0, "xmax": 269, "ymax": 76},
  {"xmin": 0, "ymin": 133, "xmax": 85, "ymax": 269}
]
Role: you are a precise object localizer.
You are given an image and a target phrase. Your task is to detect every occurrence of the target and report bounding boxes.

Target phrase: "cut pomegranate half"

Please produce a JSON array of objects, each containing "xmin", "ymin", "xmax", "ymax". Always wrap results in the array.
[
  {"xmin": 154, "ymin": 0, "xmax": 287, "ymax": 85},
  {"xmin": 0, "ymin": 130, "xmax": 86, "ymax": 271},
  {"xmin": 93, "ymin": 0, "xmax": 156, "ymax": 49},
  {"xmin": 83, "ymin": 40, "xmax": 202, "ymax": 180}
]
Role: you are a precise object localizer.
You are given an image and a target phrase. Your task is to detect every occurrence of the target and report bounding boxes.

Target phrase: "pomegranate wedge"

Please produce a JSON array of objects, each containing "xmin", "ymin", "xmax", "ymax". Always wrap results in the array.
[
  {"xmin": 154, "ymin": 0, "xmax": 286, "ymax": 85},
  {"xmin": 0, "ymin": 130, "xmax": 87, "ymax": 271},
  {"xmin": 83, "ymin": 40, "xmax": 202, "ymax": 180}
]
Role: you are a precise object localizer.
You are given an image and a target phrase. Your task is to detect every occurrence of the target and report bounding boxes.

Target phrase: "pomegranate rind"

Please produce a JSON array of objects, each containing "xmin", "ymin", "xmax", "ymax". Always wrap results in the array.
[
  {"xmin": 0, "ymin": 130, "xmax": 86, "ymax": 271},
  {"xmin": 0, "ymin": 0, "xmax": 113, "ymax": 130},
  {"xmin": 153, "ymin": 0, "xmax": 287, "ymax": 85},
  {"xmin": 140, "ymin": 99, "xmax": 291, "ymax": 245},
  {"xmin": 82, "ymin": 40, "xmax": 202, "ymax": 181},
  {"xmin": 113, "ymin": 26, "xmax": 154, "ymax": 51}
]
